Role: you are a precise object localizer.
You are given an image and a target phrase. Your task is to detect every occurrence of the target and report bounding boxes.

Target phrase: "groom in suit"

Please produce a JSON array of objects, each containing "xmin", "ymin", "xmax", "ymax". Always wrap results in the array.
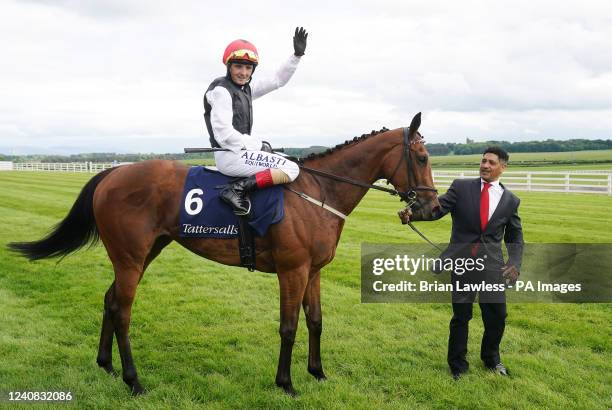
[{"xmin": 410, "ymin": 146, "xmax": 524, "ymax": 380}]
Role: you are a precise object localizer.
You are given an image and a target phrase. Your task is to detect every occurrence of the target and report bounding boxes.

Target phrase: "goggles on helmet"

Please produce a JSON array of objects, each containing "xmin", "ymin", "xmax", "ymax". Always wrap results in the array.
[{"xmin": 225, "ymin": 49, "xmax": 259, "ymax": 65}]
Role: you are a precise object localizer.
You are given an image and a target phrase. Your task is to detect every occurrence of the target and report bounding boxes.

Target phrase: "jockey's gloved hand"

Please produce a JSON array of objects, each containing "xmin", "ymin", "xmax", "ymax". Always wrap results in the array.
[
  {"xmin": 261, "ymin": 141, "xmax": 273, "ymax": 152},
  {"xmin": 293, "ymin": 27, "xmax": 308, "ymax": 56}
]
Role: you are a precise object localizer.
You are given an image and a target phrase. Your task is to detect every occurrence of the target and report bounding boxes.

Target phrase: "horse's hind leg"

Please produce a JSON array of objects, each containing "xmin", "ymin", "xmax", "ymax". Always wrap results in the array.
[
  {"xmin": 303, "ymin": 270, "xmax": 326, "ymax": 381},
  {"xmin": 97, "ymin": 228, "xmax": 170, "ymax": 393},
  {"xmin": 108, "ymin": 264, "xmax": 145, "ymax": 395},
  {"xmin": 97, "ymin": 281, "xmax": 117, "ymax": 376}
]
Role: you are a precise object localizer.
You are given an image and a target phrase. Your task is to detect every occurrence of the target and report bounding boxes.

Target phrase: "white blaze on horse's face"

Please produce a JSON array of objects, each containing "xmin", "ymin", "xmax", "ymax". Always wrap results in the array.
[{"xmin": 229, "ymin": 63, "xmax": 254, "ymax": 85}]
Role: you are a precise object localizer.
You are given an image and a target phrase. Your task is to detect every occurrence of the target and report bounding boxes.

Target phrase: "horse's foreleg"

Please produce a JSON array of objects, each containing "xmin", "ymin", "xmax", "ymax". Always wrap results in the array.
[
  {"xmin": 96, "ymin": 281, "xmax": 117, "ymax": 376},
  {"xmin": 276, "ymin": 266, "xmax": 309, "ymax": 396},
  {"xmin": 110, "ymin": 267, "xmax": 144, "ymax": 395},
  {"xmin": 303, "ymin": 271, "xmax": 326, "ymax": 380}
]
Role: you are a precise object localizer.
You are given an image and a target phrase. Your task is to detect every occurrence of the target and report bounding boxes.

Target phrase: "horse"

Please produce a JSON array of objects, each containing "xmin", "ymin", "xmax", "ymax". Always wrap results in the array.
[{"xmin": 8, "ymin": 112, "xmax": 439, "ymax": 396}]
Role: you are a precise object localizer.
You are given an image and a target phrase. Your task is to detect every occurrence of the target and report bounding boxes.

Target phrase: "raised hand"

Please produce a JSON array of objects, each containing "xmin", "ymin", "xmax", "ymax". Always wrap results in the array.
[{"xmin": 293, "ymin": 27, "xmax": 308, "ymax": 56}]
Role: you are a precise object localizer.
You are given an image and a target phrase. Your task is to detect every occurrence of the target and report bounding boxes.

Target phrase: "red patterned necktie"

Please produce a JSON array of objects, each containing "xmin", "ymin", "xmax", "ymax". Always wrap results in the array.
[{"xmin": 480, "ymin": 182, "xmax": 492, "ymax": 231}]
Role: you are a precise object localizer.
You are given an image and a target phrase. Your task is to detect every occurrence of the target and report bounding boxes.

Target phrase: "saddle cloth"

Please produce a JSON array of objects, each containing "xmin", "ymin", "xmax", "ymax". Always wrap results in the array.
[{"xmin": 179, "ymin": 166, "xmax": 284, "ymax": 238}]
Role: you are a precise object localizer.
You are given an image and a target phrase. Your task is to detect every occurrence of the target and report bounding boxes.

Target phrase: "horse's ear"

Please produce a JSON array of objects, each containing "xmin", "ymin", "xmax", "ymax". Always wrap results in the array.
[{"xmin": 408, "ymin": 112, "xmax": 421, "ymax": 136}]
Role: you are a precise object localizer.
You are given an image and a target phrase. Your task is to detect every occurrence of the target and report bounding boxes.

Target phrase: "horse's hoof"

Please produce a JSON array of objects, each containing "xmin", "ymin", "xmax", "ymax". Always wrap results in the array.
[
  {"xmin": 276, "ymin": 382, "xmax": 297, "ymax": 397},
  {"xmin": 283, "ymin": 385, "xmax": 297, "ymax": 397},
  {"xmin": 130, "ymin": 382, "xmax": 146, "ymax": 396},
  {"xmin": 97, "ymin": 361, "xmax": 118, "ymax": 377},
  {"xmin": 308, "ymin": 367, "xmax": 327, "ymax": 381},
  {"xmin": 124, "ymin": 377, "xmax": 146, "ymax": 396}
]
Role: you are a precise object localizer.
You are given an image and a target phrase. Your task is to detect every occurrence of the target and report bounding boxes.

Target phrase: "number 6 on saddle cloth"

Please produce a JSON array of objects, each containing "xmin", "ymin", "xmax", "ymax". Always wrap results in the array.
[{"xmin": 179, "ymin": 166, "xmax": 284, "ymax": 270}]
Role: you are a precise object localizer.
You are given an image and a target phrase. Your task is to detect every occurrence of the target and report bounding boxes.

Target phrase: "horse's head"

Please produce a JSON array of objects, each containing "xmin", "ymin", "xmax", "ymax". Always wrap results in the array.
[{"xmin": 381, "ymin": 112, "xmax": 440, "ymax": 221}]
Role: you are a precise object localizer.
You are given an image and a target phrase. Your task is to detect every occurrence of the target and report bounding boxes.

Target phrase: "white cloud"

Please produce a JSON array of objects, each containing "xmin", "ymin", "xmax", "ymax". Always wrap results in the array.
[{"xmin": 0, "ymin": 0, "xmax": 611, "ymax": 153}]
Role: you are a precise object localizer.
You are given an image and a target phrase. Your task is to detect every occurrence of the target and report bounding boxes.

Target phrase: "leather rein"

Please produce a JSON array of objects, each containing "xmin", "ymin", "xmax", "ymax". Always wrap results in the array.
[
  {"xmin": 285, "ymin": 127, "xmax": 441, "ymax": 249},
  {"xmin": 295, "ymin": 127, "xmax": 437, "ymax": 207}
]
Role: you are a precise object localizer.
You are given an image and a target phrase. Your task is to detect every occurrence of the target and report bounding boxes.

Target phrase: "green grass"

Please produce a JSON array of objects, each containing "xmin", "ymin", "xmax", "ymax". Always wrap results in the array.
[
  {"xmin": 183, "ymin": 158, "xmax": 216, "ymax": 166},
  {"xmin": 0, "ymin": 171, "xmax": 611, "ymax": 409},
  {"xmin": 179, "ymin": 150, "xmax": 612, "ymax": 170},
  {"xmin": 438, "ymin": 163, "xmax": 612, "ymax": 171},
  {"xmin": 430, "ymin": 150, "xmax": 612, "ymax": 170}
]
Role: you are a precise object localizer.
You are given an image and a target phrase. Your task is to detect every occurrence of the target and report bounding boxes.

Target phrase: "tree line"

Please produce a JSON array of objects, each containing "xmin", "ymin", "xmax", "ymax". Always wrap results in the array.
[
  {"xmin": 1, "ymin": 139, "xmax": 611, "ymax": 163},
  {"xmin": 426, "ymin": 139, "xmax": 612, "ymax": 156}
]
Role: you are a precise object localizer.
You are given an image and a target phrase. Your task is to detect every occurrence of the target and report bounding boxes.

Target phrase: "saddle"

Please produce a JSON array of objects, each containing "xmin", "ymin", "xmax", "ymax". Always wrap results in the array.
[{"xmin": 179, "ymin": 166, "xmax": 284, "ymax": 271}]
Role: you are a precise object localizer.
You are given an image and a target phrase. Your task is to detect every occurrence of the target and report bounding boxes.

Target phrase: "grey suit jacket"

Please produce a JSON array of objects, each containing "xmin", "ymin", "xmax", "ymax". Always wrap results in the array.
[{"xmin": 434, "ymin": 178, "xmax": 524, "ymax": 270}]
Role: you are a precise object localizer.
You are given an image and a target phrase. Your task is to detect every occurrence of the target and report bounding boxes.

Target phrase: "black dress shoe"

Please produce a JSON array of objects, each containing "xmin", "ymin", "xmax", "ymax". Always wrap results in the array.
[{"xmin": 487, "ymin": 363, "xmax": 509, "ymax": 376}]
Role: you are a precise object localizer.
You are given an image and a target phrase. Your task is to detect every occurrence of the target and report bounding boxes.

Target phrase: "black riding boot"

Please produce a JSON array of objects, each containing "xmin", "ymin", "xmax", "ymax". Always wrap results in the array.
[{"xmin": 220, "ymin": 175, "xmax": 259, "ymax": 215}]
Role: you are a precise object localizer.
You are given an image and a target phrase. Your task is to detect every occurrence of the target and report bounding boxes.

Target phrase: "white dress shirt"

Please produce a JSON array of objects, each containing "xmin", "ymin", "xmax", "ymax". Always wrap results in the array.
[{"xmin": 481, "ymin": 178, "xmax": 504, "ymax": 221}]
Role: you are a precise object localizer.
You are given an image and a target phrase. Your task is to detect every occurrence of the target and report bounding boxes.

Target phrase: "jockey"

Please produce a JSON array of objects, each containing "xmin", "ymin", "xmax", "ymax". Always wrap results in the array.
[{"xmin": 204, "ymin": 27, "xmax": 308, "ymax": 215}]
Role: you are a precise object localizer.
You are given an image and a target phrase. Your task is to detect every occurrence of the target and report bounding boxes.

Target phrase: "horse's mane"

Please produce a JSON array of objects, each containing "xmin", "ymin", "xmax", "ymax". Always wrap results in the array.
[{"xmin": 301, "ymin": 126, "xmax": 390, "ymax": 164}]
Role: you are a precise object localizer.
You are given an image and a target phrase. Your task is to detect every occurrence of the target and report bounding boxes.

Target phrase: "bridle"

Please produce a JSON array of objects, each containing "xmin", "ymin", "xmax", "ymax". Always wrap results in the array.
[
  {"xmin": 287, "ymin": 126, "xmax": 441, "ymax": 250},
  {"xmin": 387, "ymin": 127, "xmax": 438, "ymax": 207},
  {"xmin": 295, "ymin": 127, "xmax": 438, "ymax": 208}
]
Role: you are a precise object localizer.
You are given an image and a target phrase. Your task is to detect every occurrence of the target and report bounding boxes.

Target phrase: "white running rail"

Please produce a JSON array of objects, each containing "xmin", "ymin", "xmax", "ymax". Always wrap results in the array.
[
  {"xmin": 3, "ymin": 162, "xmax": 612, "ymax": 195},
  {"xmin": 431, "ymin": 170, "xmax": 612, "ymax": 195},
  {"xmin": 5, "ymin": 162, "xmax": 131, "ymax": 173}
]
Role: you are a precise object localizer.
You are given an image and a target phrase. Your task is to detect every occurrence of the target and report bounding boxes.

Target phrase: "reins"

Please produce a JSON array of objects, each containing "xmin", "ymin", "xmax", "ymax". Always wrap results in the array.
[
  {"xmin": 291, "ymin": 127, "xmax": 437, "ymax": 205},
  {"xmin": 284, "ymin": 127, "xmax": 441, "ymax": 249},
  {"xmin": 296, "ymin": 164, "xmax": 404, "ymax": 196},
  {"xmin": 186, "ymin": 126, "xmax": 442, "ymax": 248}
]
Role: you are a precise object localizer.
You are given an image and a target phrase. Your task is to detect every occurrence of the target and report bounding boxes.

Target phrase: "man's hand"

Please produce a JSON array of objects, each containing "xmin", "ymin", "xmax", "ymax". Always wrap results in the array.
[
  {"xmin": 502, "ymin": 264, "xmax": 520, "ymax": 284},
  {"xmin": 398, "ymin": 207, "xmax": 412, "ymax": 225},
  {"xmin": 261, "ymin": 141, "xmax": 272, "ymax": 153},
  {"xmin": 293, "ymin": 27, "xmax": 308, "ymax": 56}
]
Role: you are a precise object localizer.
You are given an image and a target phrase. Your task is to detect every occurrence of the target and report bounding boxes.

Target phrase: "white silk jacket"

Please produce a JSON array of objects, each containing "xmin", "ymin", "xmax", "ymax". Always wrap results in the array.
[{"xmin": 205, "ymin": 55, "xmax": 301, "ymax": 153}]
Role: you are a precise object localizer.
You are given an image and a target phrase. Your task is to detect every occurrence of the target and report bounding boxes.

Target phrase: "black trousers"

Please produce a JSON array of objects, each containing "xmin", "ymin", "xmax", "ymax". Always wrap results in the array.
[{"xmin": 448, "ymin": 270, "xmax": 507, "ymax": 373}]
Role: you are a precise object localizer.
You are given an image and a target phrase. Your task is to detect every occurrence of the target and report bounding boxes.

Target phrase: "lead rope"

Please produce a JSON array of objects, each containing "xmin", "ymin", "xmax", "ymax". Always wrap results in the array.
[{"xmin": 406, "ymin": 222, "xmax": 443, "ymax": 252}]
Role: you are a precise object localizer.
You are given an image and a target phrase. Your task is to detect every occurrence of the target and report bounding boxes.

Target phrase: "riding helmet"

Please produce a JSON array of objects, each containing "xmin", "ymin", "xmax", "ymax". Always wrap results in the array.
[{"xmin": 222, "ymin": 39, "xmax": 259, "ymax": 67}]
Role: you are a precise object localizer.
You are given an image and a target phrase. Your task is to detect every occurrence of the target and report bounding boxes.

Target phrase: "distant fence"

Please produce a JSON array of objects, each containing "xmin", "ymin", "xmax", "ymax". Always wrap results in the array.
[
  {"xmin": 432, "ymin": 170, "xmax": 612, "ymax": 195},
  {"xmin": 3, "ymin": 162, "xmax": 131, "ymax": 173},
  {"xmin": 2, "ymin": 162, "xmax": 611, "ymax": 195}
]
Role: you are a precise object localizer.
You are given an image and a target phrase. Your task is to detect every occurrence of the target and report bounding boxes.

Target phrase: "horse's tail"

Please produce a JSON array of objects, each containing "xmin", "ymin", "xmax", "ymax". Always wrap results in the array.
[{"xmin": 7, "ymin": 167, "xmax": 117, "ymax": 261}]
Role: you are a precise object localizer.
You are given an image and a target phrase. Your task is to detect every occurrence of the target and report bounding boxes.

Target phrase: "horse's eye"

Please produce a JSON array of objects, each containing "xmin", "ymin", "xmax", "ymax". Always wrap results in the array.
[{"xmin": 418, "ymin": 155, "xmax": 428, "ymax": 164}]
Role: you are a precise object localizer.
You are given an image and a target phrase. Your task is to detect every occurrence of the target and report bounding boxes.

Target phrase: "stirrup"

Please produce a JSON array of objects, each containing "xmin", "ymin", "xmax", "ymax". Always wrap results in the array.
[
  {"xmin": 237, "ymin": 215, "xmax": 256, "ymax": 271},
  {"xmin": 234, "ymin": 198, "xmax": 251, "ymax": 216}
]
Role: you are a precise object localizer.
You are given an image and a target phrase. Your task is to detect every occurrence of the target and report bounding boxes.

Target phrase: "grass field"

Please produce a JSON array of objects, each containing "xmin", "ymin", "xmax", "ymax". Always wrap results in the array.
[
  {"xmin": 0, "ymin": 171, "xmax": 610, "ymax": 409},
  {"xmin": 430, "ymin": 149, "xmax": 612, "ymax": 170},
  {"xmin": 182, "ymin": 150, "xmax": 612, "ymax": 170},
  {"xmin": 429, "ymin": 149, "xmax": 612, "ymax": 167}
]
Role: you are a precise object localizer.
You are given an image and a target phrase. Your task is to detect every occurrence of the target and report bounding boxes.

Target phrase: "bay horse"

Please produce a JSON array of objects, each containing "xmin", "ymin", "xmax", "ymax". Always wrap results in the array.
[{"xmin": 8, "ymin": 113, "xmax": 439, "ymax": 396}]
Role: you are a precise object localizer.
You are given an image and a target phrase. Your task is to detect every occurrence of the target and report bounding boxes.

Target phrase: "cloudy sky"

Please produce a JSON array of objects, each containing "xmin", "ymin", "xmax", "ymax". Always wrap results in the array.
[{"xmin": 1, "ymin": 0, "xmax": 611, "ymax": 154}]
